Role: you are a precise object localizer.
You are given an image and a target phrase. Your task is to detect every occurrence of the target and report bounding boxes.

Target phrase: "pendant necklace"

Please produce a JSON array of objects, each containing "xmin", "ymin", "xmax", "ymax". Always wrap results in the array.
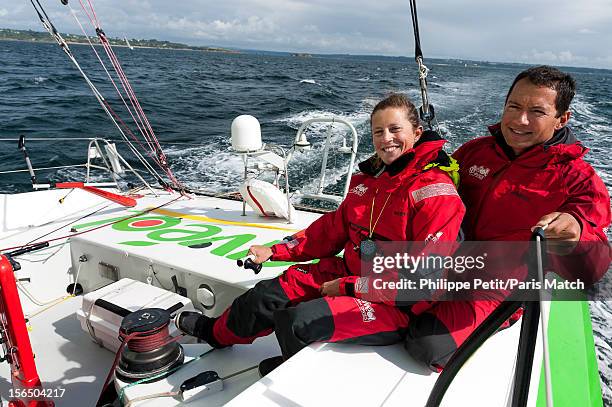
[{"xmin": 360, "ymin": 188, "xmax": 392, "ymax": 259}]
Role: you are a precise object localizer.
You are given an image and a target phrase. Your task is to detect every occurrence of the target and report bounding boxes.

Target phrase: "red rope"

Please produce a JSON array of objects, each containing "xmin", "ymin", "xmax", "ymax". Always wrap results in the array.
[
  {"xmin": 76, "ymin": 0, "xmax": 183, "ymax": 190},
  {"xmin": 77, "ymin": 0, "xmax": 96, "ymax": 27},
  {"xmin": 98, "ymin": 35, "xmax": 181, "ymax": 188},
  {"xmin": 97, "ymin": 33, "xmax": 158, "ymax": 154},
  {"xmin": 120, "ymin": 324, "xmax": 172, "ymax": 353},
  {"xmin": 85, "ymin": 0, "xmax": 100, "ymax": 27},
  {"xmin": 96, "ymin": 325, "xmax": 181, "ymax": 404},
  {"xmin": 85, "ymin": 36, "xmax": 157, "ymax": 159},
  {"xmin": 0, "ymin": 195, "xmax": 184, "ymax": 253},
  {"xmin": 102, "ymin": 99, "xmax": 164, "ymax": 169}
]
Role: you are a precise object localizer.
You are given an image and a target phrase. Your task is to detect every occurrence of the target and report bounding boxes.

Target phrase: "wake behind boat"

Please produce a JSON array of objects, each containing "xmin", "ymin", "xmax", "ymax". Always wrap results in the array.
[{"xmin": 0, "ymin": 1, "xmax": 606, "ymax": 406}]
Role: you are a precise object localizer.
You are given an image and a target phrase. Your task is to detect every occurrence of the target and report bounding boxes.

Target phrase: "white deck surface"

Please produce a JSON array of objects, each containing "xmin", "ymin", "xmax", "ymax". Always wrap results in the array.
[{"xmin": 0, "ymin": 189, "xmax": 536, "ymax": 406}]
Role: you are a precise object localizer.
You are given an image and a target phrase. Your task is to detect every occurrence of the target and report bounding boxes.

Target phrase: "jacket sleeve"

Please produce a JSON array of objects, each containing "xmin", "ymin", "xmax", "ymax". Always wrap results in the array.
[
  {"xmin": 345, "ymin": 177, "xmax": 466, "ymax": 306},
  {"xmin": 270, "ymin": 199, "xmax": 349, "ymax": 263},
  {"xmin": 551, "ymin": 166, "xmax": 611, "ymax": 286},
  {"xmin": 560, "ymin": 166, "xmax": 610, "ymax": 243}
]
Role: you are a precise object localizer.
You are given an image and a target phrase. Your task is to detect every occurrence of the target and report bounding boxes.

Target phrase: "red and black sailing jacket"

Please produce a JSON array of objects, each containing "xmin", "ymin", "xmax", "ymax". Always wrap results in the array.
[{"xmin": 270, "ymin": 131, "xmax": 466, "ymax": 304}]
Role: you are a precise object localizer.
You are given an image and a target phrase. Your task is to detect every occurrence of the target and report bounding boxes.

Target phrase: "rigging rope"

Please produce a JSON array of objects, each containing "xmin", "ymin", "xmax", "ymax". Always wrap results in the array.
[
  {"xmin": 29, "ymin": 0, "xmax": 182, "ymax": 192},
  {"xmin": 408, "ymin": 0, "xmax": 435, "ymax": 129},
  {"xmin": 0, "ymin": 194, "xmax": 185, "ymax": 254},
  {"xmin": 76, "ymin": 0, "xmax": 180, "ymax": 187},
  {"xmin": 68, "ymin": 9, "xmax": 167, "ymax": 171}
]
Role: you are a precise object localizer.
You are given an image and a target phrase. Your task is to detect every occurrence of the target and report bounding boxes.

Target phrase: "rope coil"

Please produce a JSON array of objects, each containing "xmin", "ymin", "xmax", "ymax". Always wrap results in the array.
[{"xmin": 119, "ymin": 325, "xmax": 173, "ymax": 353}]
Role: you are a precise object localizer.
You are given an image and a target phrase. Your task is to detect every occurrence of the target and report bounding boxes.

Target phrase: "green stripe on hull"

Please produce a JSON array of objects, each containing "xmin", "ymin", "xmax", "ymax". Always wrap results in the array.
[{"xmin": 537, "ymin": 300, "xmax": 603, "ymax": 407}]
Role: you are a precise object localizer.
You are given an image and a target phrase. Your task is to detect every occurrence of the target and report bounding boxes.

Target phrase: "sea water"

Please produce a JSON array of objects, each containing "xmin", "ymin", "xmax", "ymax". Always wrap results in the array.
[{"xmin": 1, "ymin": 40, "xmax": 611, "ymax": 403}]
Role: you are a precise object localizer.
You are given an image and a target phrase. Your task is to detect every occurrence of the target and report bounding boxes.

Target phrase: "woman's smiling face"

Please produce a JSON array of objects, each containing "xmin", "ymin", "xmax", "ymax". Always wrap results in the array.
[{"xmin": 372, "ymin": 107, "xmax": 423, "ymax": 165}]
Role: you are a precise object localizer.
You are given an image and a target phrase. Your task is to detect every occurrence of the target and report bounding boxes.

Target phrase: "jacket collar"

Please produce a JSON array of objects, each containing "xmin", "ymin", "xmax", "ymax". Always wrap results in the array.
[
  {"xmin": 358, "ymin": 130, "xmax": 447, "ymax": 177},
  {"xmin": 487, "ymin": 123, "xmax": 586, "ymax": 165}
]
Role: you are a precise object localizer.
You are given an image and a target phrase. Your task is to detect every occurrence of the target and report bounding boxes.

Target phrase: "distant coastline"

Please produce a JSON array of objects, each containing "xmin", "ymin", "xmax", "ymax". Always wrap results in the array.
[
  {"xmin": 0, "ymin": 28, "xmax": 239, "ymax": 54},
  {"xmin": 2, "ymin": 28, "xmax": 610, "ymax": 72}
]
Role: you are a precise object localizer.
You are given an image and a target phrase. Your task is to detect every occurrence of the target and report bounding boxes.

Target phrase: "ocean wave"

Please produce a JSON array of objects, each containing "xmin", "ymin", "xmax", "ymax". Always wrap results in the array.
[
  {"xmin": 292, "ymin": 160, "xmax": 356, "ymax": 200},
  {"xmin": 171, "ymin": 146, "xmax": 244, "ymax": 192},
  {"xmin": 572, "ymin": 95, "xmax": 599, "ymax": 121},
  {"xmin": 590, "ymin": 295, "xmax": 612, "ymax": 405},
  {"xmin": 272, "ymin": 109, "xmax": 370, "ymax": 132}
]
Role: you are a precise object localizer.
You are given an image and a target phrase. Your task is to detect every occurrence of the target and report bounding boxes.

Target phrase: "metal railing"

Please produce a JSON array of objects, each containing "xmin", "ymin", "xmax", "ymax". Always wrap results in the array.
[{"xmin": 0, "ymin": 136, "xmax": 155, "ymax": 194}]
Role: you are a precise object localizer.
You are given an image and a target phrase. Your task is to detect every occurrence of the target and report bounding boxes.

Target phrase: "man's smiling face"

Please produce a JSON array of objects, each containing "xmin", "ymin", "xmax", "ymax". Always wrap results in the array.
[{"xmin": 501, "ymin": 78, "xmax": 570, "ymax": 156}]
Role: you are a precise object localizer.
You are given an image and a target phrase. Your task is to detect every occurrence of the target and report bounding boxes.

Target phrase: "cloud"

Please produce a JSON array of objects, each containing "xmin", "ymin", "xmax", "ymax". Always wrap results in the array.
[
  {"xmin": 513, "ymin": 49, "xmax": 583, "ymax": 65},
  {"xmin": 163, "ymin": 15, "xmax": 279, "ymax": 41},
  {"xmin": 0, "ymin": 0, "xmax": 611, "ymax": 68}
]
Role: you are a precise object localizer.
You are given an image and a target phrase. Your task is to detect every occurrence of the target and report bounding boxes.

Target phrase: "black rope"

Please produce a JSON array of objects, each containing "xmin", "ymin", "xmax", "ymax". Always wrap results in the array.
[
  {"xmin": 32, "ymin": 0, "xmax": 54, "ymax": 27},
  {"xmin": 30, "ymin": 0, "xmax": 72, "ymax": 57},
  {"xmin": 408, "ymin": 0, "xmax": 435, "ymax": 128},
  {"xmin": 409, "ymin": 0, "xmax": 423, "ymax": 60},
  {"xmin": 28, "ymin": 0, "xmax": 178, "ymax": 193}
]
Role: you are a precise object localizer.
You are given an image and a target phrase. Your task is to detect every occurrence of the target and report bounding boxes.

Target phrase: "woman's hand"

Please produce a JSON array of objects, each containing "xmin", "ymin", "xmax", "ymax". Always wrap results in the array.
[
  {"xmin": 248, "ymin": 245, "xmax": 273, "ymax": 264},
  {"xmin": 320, "ymin": 278, "xmax": 342, "ymax": 297}
]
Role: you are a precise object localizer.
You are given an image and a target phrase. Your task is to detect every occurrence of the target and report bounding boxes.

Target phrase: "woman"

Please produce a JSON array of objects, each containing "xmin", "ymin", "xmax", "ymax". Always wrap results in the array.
[{"xmin": 177, "ymin": 93, "xmax": 465, "ymax": 374}]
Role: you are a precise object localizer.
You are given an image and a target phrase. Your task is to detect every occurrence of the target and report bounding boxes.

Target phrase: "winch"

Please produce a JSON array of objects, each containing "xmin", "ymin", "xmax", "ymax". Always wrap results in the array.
[{"xmin": 115, "ymin": 308, "xmax": 184, "ymax": 383}]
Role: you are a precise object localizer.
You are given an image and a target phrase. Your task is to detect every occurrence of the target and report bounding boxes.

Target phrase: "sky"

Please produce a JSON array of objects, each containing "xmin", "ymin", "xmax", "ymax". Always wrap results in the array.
[{"xmin": 1, "ymin": 0, "xmax": 611, "ymax": 69}]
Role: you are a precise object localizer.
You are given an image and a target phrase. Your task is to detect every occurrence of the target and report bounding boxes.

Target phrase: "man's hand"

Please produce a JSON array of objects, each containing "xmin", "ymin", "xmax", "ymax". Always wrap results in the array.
[
  {"xmin": 248, "ymin": 245, "xmax": 273, "ymax": 264},
  {"xmin": 320, "ymin": 278, "xmax": 342, "ymax": 297},
  {"xmin": 532, "ymin": 212, "xmax": 581, "ymax": 254}
]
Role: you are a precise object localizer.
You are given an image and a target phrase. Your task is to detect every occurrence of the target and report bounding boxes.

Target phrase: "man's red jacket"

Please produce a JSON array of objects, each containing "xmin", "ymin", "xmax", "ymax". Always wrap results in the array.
[{"xmin": 454, "ymin": 124, "xmax": 611, "ymax": 286}]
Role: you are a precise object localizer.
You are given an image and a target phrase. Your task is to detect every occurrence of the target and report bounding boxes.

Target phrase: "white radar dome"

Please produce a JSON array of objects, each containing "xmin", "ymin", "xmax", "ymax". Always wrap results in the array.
[{"xmin": 231, "ymin": 115, "xmax": 263, "ymax": 152}]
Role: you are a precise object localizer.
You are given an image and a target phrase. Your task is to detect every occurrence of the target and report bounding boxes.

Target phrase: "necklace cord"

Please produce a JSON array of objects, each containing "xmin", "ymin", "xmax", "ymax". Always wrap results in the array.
[{"xmin": 368, "ymin": 188, "xmax": 393, "ymax": 238}]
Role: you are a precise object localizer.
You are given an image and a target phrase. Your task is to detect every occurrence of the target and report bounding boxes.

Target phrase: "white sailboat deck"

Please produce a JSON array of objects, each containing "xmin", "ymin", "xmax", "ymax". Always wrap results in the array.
[{"xmin": 0, "ymin": 188, "xmax": 534, "ymax": 406}]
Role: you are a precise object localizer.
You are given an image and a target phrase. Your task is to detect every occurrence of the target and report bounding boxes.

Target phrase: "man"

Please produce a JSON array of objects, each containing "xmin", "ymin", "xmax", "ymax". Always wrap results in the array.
[{"xmin": 404, "ymin": 65, "xmax": 611, "ymax": 370}]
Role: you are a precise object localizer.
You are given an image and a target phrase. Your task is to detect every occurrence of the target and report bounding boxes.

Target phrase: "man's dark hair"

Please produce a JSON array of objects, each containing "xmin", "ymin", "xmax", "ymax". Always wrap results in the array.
[{"xmin": 505, "ymin": 65, "xmax": 576, "ymax": 117}]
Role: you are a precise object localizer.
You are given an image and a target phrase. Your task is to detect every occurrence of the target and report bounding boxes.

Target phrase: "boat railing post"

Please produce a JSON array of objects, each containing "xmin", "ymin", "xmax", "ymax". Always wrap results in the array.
[
  {"xmin": 289, "ymin": 117, "xmax": 358, "ymax": 205},
  {"xmin": 86, "ymin": 139, "xmax": 96, "ymax": 182},
  {"xmin": 93, "ymin": 138, "xmax": 118, "ymax": 186},
  {"xmin": 242, "ymin": 153, "xmax": 248, "ymax": 216},
  {"xmin": 278, "ymin": 148, "xmax": 292, "ymax": 223},
  {"xmin": 316, "ymin": 120, "xmax": 334, "ymax": 195},
  {"xmin": 99, "ymin": 138, "xmax": 157, "ymax": 195},
  {"xmin": 340, "ymin": 120, "xmax": 358, "ymax": 199}
]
